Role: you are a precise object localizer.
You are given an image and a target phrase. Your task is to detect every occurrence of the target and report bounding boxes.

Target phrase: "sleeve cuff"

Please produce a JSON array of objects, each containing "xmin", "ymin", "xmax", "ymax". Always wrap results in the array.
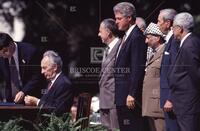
[{"xmin": 36, "ymin": 99, "xmax": 40, "ymax": 106}]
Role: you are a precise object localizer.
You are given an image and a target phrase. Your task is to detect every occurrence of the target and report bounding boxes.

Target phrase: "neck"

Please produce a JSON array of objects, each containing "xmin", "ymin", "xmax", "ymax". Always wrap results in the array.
[
  {"xmin": 106, "ymin": 36, "xmax": 115, "ymax": 45},
  {"xmin": 180, "ymin": 31, "xmax": 190, "ymax": 40},
  {"xmin": 164, "ymin": 29, "xmax": 170, "ymax": 35}
]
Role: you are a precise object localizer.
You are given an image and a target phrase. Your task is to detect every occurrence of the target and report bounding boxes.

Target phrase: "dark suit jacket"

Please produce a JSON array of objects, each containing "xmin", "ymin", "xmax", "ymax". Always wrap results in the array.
[
  {"xmin": 99, "ymin": 39, "xmax": 120, "ymax": 109},
  {"xmin": 168, "ymin": 34, "xmax": 200, "ymax": 115},
  {"xmin": 114, "ymin": 25, "xmax": 147, "ymax": 108},
  {"xmin": 0, "ymin": 42, "xmax": 44, "ymax": 101},
  {"xmin": 38, "ymin": 73, "xmax": 74, "ymax": 115},
  {"xmin": 160, "ymin": 35, "xmax": 179, "ymax": 108}
]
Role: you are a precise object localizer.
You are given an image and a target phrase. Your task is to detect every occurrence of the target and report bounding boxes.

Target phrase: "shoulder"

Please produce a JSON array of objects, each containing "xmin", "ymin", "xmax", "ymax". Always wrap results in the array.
[
  {"xmin": 57, "ymin": 73, "xmax": 72, "ymax": 87},
  {"xmin": 184, "ymin": 34, "xmax": 200, "ymax": 48},
  {"xmin": 17, "ymin": 42, "xmax": 37, "ymax": 53},
  {"xmin": 17, "ymin": 42, "xmax": 40, "ymax": 59},
  {"xmin": 131, "ymin": 26, "xmax": 143, "ymax": 37}
]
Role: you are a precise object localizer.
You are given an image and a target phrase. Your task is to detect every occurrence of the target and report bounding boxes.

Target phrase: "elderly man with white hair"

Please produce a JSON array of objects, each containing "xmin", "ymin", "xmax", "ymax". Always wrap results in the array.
[
  {"xmin": 168, "ymin": 12, "xmax": 200, "ymax": 131},
  {"xmin": 24, "ymin": 50, "xmax": 74, "ymax": 116},
  {"xmin": 157, "ymin": 8, "xmax": 180, "ymax": 131}
]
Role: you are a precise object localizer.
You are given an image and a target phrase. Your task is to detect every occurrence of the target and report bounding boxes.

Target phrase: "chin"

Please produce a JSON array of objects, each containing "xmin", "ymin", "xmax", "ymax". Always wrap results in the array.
[{"xmin": 118, "ymin": 27, "xmax": 123, "ymax": 31}]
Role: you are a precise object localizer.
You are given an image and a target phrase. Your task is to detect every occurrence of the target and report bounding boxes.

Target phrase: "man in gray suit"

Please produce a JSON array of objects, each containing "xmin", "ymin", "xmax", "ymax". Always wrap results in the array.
[{"xmin": 98, "ymin": 18, "xmax": 120, "ymax": 131}]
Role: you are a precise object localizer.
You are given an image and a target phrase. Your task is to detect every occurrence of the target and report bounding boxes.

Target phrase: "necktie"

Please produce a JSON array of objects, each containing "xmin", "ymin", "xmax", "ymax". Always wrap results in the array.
[
  {"xmin": 47, "ymin": 81, "xmax": 52, "ymax": 91},
  {"xmin": 9, "ymin": 57, "xmax": 20, "ymax": 98},
  {"xmin": 116, "ymin": 34, "xmax": 126, "ymax": 58},
  {"xmin": 105, "ymin": 46, "xmax": 109, "ymax": 57},
  {"xmin": 102, "ymin": 46, "xmax": 109, "ymax": 61}
]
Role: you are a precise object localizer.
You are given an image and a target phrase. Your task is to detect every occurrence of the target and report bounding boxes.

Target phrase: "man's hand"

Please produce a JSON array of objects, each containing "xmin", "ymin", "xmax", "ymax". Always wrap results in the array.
[
  {"xmin": 126, "ymin": 95, "xmax": 135, "ymax": 109},
  {"xmin": 163, "ymin": 100, "xmax": 173, "ymax": 112},
  {"xmin": 14, "ymin": 91, "xmax": 25, "ymax": 103},
  {"xmin": 24, "ymin": 95, "xmax": 39, "ymax": 106}
]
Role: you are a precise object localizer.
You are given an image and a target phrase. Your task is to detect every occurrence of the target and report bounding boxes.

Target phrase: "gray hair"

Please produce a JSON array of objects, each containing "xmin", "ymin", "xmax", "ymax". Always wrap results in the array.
[
  {"xmin": 101, "ymin": 18, "xmax": 119, "ymax": 37},
  {"xmin": 173, "ymin": 12, "xmax": 194, "ymax": 32},
  {"xmin": 43, "ymin": 50, "xmax": 63, "ymax": 69},
  {"xmin": 160, "ymin": 8, "xmax": 177, "ymax": 22},
  {"xmin": 136, "ymin": 17, "xmax": 146, "ymax": 29},
  {"xmin": 113, "ymin": 2, "xmax": 136, "ymax": 20}
]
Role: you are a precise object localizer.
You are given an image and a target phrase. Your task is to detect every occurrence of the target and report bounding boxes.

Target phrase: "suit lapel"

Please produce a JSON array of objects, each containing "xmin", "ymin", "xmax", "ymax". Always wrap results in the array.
[
  {"xmin": 17, "ymin": 44, "xmax": 25, "ymax": 80},
  {"xmin": 173, "ymin": 34, "xmax": 192, "ymax": 64},
  {"xmin": 48, "ymin": 73, "xmax": 63, "ymax": 92},
  {"xmin": 147, "ymin": 45, "xmax": 165, "ymax": 66},
  {"xmin": 42, "ymin": 73, "xmax": 62, "ymax": 101},
  {"xmin": 102, "ymin": 40, "xmax": 120, "ymax": 69},
  {"xmin": 116, "ymin": 26, "xmax": 140, "ymax": 64},
  {"xmin": 4, "ymin": 58, "xmax": 10, "ymax": 79},
  {"xmin": 164, "ymin": 36, "xmax": 173, "ymax": 52},
  {"xmin": 100, "ymin": 40, "xmax": 120, "ymax": 76}
]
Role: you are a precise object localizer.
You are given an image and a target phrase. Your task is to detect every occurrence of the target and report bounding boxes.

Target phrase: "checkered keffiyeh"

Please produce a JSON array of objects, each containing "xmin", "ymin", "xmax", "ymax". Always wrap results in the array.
[{"xmin": 144, "ymin": 22, "xmax": 164, "ymax": 38}]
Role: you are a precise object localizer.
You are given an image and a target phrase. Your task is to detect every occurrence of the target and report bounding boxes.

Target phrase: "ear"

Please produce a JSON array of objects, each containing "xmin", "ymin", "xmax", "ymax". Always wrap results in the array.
[
  {"xmin": 127, "ymin": 16, "xmax": 132, "ymax": 22},
  {"xmin": 155, "ymin": 36, "xmax": 161, "ymax": 42},
  {"xmin": 180, "ymin": 26, "xmax": 184, "ymax": 33},
  {"xmin": 52, "ymin": 64, "xmax": 58, "ymax": 71},
  {"xmin": 166, "ymin": 20, "xmax": 171, "ymax": 28},
  {"xmin": 108, "ymin": 31, "xmax": 113, "ymax": 38}
]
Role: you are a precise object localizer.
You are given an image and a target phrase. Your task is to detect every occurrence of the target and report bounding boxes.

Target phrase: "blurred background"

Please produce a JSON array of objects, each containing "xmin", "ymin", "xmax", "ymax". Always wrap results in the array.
[{"xmin": 0, "ymin": 0, "xmax": 199, "ymax": 97}]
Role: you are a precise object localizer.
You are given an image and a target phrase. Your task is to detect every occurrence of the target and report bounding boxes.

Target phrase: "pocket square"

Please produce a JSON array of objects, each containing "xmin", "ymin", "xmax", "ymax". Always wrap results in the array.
[
  {"xmin": 22, "ymin": 59, "xmax": 26, "ymax": 64},
  {"xmin": 164, "ymin": 51, "xmax": 170, "ymax": 55}
]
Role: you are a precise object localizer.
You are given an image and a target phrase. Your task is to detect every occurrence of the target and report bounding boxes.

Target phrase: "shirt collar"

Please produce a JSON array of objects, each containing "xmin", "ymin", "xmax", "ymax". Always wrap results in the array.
[
  {"xmin": 107, "ymin": 37, "xmax": 119, "ymax": 53},
  {"xmin": 165, "ymin": 30, "xmax": 173, "ymax": 44},
  {"xmin": 124, "ymin": 24, "xmax": 136, "ymax": 41},
  {"xmin": 155, "ymin": 44, "xmax": 163, "ymax": 53},
  {"xmin": 50, "ymin": 71, "xmax": 62, "ymax": 85},
  {"xmin": 180, "ymin": 32, "xmax": 191, "ymax": 47}
]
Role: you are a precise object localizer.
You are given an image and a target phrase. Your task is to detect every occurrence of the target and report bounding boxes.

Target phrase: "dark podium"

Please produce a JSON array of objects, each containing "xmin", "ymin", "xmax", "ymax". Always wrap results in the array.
[{"xmin": 0, "ymin": 103, "xmax": 55, "ymax": 122}]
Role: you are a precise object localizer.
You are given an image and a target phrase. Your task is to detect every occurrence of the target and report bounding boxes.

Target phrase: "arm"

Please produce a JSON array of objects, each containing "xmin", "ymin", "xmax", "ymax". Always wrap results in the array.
[
  {"xmin": 127, "ymin": 34, "xmax": 147, "ymax": 108},
  {"xmin": 15, "ymin": 47, "xmax": 44, "ymax": 103},
  {"xmin": 39, "ymin": 83, "xmax": 74, "ymax": 114}
]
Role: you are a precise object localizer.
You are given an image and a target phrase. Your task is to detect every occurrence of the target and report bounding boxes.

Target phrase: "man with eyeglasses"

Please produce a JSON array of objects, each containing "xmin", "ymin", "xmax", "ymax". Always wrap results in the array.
[{"xmin": 168, "ymin": 12, "xmax": 200, "ymax": 131}]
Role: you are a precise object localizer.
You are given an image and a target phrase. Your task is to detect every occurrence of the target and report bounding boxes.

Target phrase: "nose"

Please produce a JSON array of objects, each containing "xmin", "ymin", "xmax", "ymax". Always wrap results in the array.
[
  {"xmin": 41, "ymin": 69, "xmax": 45, "ymax": 74},
  {"xmin": 115, "ymin": 20, "xmax": 119, "ymax": 25},
  {"xmin": 145, "ymin": 38, "xmax": 148, "ymax": 43}
]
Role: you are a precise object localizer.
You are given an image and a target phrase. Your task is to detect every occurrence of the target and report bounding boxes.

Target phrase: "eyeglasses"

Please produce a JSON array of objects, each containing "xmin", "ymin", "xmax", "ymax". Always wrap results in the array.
[{"xmin": 172, "ymin": 25, "xmax": 182, "ymax": 29}]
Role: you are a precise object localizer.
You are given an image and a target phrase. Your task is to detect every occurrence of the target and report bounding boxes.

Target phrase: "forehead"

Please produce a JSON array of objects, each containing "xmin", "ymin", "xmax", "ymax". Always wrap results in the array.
[
  {"xmin": 100, "ymin": 22, "xmax": 106, "ymax": 29},
  {"xmin": 114, "ymin": 12, "xmax": 124, "ymax": 18},
  {"xmin": 41, "ymin": 57, "xmax": 49, "ymax": 66},
  {"xmin": 158, "ymin": 13, "xmax": 164, "ymax": 19},
  {"xmin": 100, "ymin": 23, "xmax": 110, "ymax": 32},
  {"xmin": 146, "ymin": 34, "xmax": 157, "ymax": 38}
]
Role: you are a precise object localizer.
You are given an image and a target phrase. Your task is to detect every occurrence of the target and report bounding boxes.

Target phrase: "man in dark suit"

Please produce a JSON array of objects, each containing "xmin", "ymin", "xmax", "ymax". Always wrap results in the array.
[
  {"xmin": 113, "ymin": 2, "xmax": 147, "ymax": 130},
  {"xmin": 157, "ymin": 9, "xmax": 180, "ymax": 131},
  {"xmin": 0, "ymin": 32, "xmax": 43, "ymax": 103},
  {"xmin": 98, "ymin": 18, "xmax": 120, "ymax": 130},
  {"xmin": 168, "ymin": 12, "xmax": 200, "ymax": 131},
  {"xmin": 24, "ymin": 50, "xmax": 74, "ymax": 115}
]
